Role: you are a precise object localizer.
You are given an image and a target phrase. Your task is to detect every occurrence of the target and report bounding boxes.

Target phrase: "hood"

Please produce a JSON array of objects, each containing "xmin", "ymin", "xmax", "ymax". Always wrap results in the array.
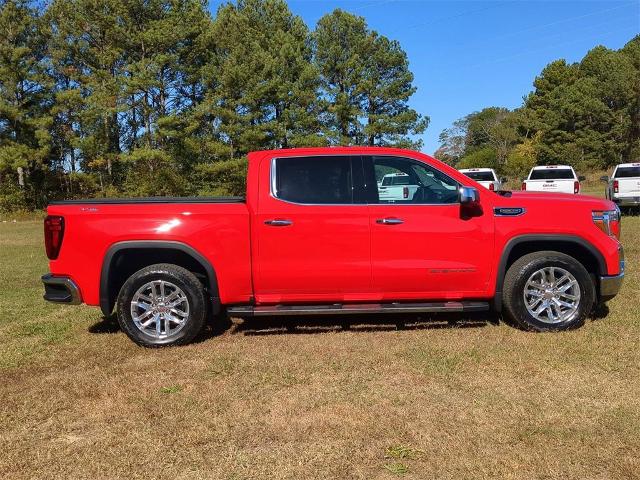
[{"xmin": 499, "ymin": 191, "xmax": 616, "ymax": 211}]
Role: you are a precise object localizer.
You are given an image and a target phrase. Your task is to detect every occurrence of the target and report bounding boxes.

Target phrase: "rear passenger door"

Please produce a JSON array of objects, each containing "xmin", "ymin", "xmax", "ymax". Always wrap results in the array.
[{"xmin": 253, "ymin": 155, "xmax": 372, "ymax": 303}]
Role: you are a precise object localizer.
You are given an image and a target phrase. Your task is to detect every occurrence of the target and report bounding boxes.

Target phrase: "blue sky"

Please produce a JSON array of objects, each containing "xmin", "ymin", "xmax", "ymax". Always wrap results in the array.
[{"xmin": 210, "ymin": 0, "xmax": 640, "ymax": 154}]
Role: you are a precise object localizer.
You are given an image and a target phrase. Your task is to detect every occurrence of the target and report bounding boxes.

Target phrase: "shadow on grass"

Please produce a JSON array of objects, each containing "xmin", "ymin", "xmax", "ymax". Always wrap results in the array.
[
  {"xmin": 89, "ymin": 314, "xmax": 120, "ymax": 334},
  {"xmin": 87, "ymin": 311, "xmax": 500, "ymax": 339},
  {"xmin": 231, "ymin": 311, "xmax": 500, "ymax": 337},
  {"xmin": 591, "ymin": 303, "xmax": 610, "ymax": 321}
]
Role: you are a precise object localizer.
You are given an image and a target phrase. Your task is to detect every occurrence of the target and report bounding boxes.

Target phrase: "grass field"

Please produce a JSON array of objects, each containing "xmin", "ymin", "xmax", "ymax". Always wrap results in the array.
[{"xmin": 1, "ymin": 191, "xmax": 639, "ymax": 479}]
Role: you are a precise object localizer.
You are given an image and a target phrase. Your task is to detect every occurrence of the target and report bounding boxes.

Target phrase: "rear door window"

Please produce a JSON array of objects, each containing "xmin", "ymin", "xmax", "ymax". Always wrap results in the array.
[{"xmin": 273, "ymin": 156, "xmax": 353, "ymax": 204}]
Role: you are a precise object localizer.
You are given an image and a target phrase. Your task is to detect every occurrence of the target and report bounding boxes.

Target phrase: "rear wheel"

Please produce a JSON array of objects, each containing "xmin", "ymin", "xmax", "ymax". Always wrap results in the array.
[
  {"xmin": 116, "ymin": 263, "xmax": 206, "ymax": 347},
  {"xmin": 503, "ymin": 251, "xmax": 595, "ymax": 331}
]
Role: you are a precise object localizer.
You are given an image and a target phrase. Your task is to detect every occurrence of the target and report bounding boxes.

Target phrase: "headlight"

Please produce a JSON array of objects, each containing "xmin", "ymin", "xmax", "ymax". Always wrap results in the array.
[{"xmin": 592, "ymin": 207, "xmax": 621, "ymax": 239}]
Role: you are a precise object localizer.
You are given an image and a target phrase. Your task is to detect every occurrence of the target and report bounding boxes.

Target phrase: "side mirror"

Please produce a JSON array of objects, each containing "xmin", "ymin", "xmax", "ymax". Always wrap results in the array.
[
  {"xmin": 459, "ymin": 186, "xmax": 480, "ymax": 205},
  {"xmin": 578, "ymin": 175, "xmax": 586, "ymax": 182},
  {"xmin": 600, "ymin": 175, "xmax": 609, "ymax": 182}
]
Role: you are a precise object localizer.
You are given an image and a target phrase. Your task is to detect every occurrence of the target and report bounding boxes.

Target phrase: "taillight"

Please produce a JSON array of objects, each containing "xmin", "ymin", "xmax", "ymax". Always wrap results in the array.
[
  {"xmin": 592, "ymin": 209, "xmax": 621, "ymax": 240},
  {"xmin": 521, "ymin": 182, "xmax": 526, "ymax": 190},
  {"xmin": 574, "ymin": 181, "xmax": 580, "ymax": 194},
  {"xmin": 489, "ymin": 183, "xmax": 495, "ymax": 191},
  {"xmin": 44, "ymin": 215, "xmax": 65, "ymax": 260},
  {"xmin": 403, "ymin": 186, "xmax": 409, "ymax": 199},
  {"xmin": 613, "ymin": 180, "xmax": 619, "ymax": 193}
]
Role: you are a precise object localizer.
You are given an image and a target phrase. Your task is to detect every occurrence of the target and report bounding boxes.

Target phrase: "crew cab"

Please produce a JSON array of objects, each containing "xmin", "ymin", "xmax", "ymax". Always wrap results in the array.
[
  {"xmin": 42, "ymin": 147, "xmax": 624, "ymax": 347},
  {"xmin": 522, "ymin": 165, "xmax": 585, "ymax": 194},
  {"xmin": 459, "ymin": 168, "xmax": 505, "ymax": 192},
  {"xmin": 602, "ymin": 163, "xmax": 640, "ymax": 209}
]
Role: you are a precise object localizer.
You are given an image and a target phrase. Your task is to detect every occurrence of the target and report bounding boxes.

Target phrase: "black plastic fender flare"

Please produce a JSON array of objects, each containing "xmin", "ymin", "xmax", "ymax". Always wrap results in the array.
[
  {"xmin": 493, "ymin": 234, "xmax": 606, "ymax": 311},
  {"xmin": 100, "ymin": 240, "xmax": 220, "ymax": 316}
]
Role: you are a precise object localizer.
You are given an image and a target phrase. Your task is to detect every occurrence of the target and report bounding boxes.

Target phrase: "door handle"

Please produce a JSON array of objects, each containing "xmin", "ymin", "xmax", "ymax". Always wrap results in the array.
[
  {"xmin": 376, "ymin": 217, "xmax": 404, "ymax": 225},
  {"xmin": 264, "ymin": 219, "xmax": 293, "ymax": 226}
]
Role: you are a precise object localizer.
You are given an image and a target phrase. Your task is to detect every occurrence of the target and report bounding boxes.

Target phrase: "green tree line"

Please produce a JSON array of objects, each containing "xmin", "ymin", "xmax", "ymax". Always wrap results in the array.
[
  {"xmin": 435, "ymin": 36, "xmax": 640, "ymax": 179},
  {"xmin": 0, "ymin": 0, "xmax": 428, "ymax": 211}
]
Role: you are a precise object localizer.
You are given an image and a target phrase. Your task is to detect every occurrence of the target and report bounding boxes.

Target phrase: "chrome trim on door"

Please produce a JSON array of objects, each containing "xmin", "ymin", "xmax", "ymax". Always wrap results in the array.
[
  {"xmin": 268, "ymin": 156, "xmax": 463, "ymax": 207},
  {"xmin": 376, "ymin": 218, "xmax": 404, "ymax": 225},
  {"xmin": 494, "ymin": 207, "xmax": 526, "ymax": 217},
  {"xmin": 264, "ymin": 219, "xmax": 293, "ymax": 226}
]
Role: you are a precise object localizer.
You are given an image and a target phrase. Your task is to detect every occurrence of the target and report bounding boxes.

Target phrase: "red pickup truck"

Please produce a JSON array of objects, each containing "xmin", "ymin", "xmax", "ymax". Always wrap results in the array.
[{"xmin": 42, "ymin": 147, "xmax": 625, "ymax": 347}]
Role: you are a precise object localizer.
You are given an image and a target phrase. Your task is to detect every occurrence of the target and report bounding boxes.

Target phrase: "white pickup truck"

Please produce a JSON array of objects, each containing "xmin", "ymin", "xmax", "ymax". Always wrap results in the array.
[
  {"xmin": 602, "ymin": 163, "xmax": 640, "ymax": 208},
  {"xmin": 459, "ymin": 168, "xmax": 505, "ymax": 191},
  {"xmin": 377, "ymin": 173, "xmax": 419, "ymax": 201},
  {"xmin": 522, "ymin": 165, "xmax": 584, "ymax": 194}
]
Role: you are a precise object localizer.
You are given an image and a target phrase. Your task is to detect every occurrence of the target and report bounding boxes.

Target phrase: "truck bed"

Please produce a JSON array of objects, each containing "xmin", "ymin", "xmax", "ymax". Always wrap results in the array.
[{"xmin": 47, "ymin": 198, "xmax": 253, "ymax": 308}]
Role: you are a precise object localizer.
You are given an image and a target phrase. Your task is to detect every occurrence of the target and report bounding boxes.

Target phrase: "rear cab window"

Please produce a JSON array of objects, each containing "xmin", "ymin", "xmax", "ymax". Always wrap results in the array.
[
  {"xmin": 529, "ymin": 168, "xmax": 576, "ymax": 180},
  {"xmin": 381, "ymin": 175, "xmax": 411, "ymax": 186},
  {"xmin": 613, "ymin": 166, "xmax": 640, "ymax": 178},
  {"xmin": 463, "ymin": 171, "xmax": 496, "ymax": 182}
]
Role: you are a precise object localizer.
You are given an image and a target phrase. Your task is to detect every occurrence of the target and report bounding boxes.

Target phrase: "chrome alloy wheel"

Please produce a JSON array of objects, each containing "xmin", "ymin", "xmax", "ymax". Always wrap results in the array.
[
  {"xmin": 523, "ymin": 266, "xmax": 581, "ymax": 324},
  {"xmin": 130, "ymin": 280, "xmax": 190, "ymax": 339}
]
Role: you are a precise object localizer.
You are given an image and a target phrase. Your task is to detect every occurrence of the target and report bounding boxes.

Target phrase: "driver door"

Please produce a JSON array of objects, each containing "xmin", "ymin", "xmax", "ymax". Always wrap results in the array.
[{"xmin": 365, "ymin": 155, "xmax": 494, "ymax": 299}]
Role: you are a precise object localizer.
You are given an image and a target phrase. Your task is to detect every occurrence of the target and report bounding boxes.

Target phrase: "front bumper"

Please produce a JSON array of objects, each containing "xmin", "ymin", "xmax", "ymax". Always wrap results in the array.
[
  {"xmin": 599, "ymin": 251, "xmax": 625, "ymax": 302},
  {"xmin": 42, "ymin": 274, "xmax": 82, "ymax": 305}
]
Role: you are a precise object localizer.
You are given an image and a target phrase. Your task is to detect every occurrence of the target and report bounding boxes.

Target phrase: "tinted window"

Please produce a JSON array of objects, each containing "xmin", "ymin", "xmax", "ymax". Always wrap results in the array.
[
  {"xmin": 463, "ymin": 171, "xmax": 495, "ymax": 182},
  {"xmin": 371, "ymin": 156, "xmax": 459, "ymax": 204},
  {"xmin": 529, "ymin": 168, "xmax": 575, "ymax": 180},
  {"xmin": 274, "ymin": 156, "xmax": 353, "ymax": 204},
  {"xmin": 614, "ymin": 167, "xmax": 640, "ymax": 178}
]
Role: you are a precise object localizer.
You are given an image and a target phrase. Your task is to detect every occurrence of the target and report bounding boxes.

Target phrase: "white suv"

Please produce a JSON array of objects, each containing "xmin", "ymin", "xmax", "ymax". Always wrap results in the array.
[
  {"xmin": 522, "ymin": 165, "xmax": 584, "ymax": 194},
  {"xmin": 602, "ymin": 163, "xmax": 640, "ymax": 208},
  {"xmin": 459, "ymin": 168, "xmax": 504, "ymax": 192}
]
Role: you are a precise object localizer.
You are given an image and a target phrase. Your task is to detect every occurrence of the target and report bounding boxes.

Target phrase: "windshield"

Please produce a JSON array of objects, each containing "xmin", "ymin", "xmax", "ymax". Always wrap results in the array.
[
  {"xmin": 614, "ymin": 167, "xmax": 640, "ymax": 178},
  {"xmin": 463, "ymin": 171, "xmax": 495, "ymax": 182},
  {"xmin": 382, "ymin": 175, "xmax": 411, "ymax": 186},
  {"xmin": 529, "ymin": 168, "xmax": 574, "ymax": 180}
]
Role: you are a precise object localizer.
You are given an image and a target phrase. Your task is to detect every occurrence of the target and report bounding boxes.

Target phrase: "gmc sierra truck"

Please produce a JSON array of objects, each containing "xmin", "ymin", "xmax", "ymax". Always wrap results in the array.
[
  {"xmin": 522, "ymin": 165, "xmax": 585, "ymax": 194},
  {"xmin": 602, "ymin": 163, "xmax": 640, "ymax": 210},
  {"xmin": 459, "ymin": 168, "xmax": 505, "ymax": 192},
  {"xmin": 42, "ymin": 147, "xmax": 625, "ymax": 347}
]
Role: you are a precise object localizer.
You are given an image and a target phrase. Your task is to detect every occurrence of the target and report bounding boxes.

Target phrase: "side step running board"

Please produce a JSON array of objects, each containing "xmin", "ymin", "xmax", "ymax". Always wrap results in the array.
[{"xmin": 227, "ymin": 301, "xmax": 489, "ymax": 317}]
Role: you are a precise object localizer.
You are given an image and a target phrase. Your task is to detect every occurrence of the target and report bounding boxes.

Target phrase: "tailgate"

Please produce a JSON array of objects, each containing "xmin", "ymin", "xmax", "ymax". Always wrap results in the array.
[
  {"xmin": 617, "ymin": 178, "xmax": 640, "ymax": 197},
  {"xmin": 525, "ymin": 179, "xmax": 574, "ymax": 193}
]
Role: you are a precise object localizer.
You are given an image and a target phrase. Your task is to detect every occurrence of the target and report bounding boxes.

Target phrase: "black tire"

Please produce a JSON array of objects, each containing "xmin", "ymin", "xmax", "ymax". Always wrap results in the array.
[
  {"xmin": 116, "ymin": 263, "xmax": 206, "ymax": 347},
  {"xmin": 503, "ymin": 251, "xmax": 595, "ymax": 332}
]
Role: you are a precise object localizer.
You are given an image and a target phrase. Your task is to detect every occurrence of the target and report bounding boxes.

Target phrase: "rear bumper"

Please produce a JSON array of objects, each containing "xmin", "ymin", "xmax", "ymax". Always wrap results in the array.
[
  {"xmin": 42, "ymin": 274, "xmax": 82, "ymax": 305},
  {"xmin": 612, "ymin": 196, "xmax": 640, "ymax": 207}
]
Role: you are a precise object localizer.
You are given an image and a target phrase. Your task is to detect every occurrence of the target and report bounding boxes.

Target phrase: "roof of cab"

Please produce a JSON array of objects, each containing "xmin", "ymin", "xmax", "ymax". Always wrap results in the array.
[
  {"xmin": 532, "ymin": 165, "xmax": 573, "ymax": 169},
  {"xmin": 458, "ymin": 167, "xmax": 495, "ymax": 172}
]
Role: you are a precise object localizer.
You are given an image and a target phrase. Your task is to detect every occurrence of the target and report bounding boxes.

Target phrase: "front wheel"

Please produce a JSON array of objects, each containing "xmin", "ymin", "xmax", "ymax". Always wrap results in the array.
[
  {"xmin": 116, "ymin": 263, "xmax": 206, "ymax": 347},
  {"xmin": 503, "ymin": 251, "xmax": 595, "ymax": 331}
]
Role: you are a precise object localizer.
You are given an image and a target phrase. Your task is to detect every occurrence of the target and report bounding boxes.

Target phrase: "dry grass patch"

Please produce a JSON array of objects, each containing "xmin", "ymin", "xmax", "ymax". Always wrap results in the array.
[{"xmin": 0, "ymin": 208, "xmax": 639, "ymax": 479}]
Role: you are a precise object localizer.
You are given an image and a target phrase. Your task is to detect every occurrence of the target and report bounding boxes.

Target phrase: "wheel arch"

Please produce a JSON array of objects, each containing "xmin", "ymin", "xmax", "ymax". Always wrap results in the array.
[
  {"xmin": 100, "ymin": 241, "xmax": 220, "ymax": 316},
  {"xmin": 493, "ymin": 235, "xmax": 606, "ymax": 311}
]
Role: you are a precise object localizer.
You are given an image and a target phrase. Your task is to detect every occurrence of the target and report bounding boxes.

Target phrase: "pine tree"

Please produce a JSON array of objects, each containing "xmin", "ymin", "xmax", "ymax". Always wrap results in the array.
[
  {"xmin": 314, "ymin": 9, "xmax": 427, "ymax": 147},
  {"xmin": 47, "ymin": 0, "xmax": 129, "ymax": 192},
  {"xmin": 0, "ymin": 0, "xmax": 52, "ymax": 210}
]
